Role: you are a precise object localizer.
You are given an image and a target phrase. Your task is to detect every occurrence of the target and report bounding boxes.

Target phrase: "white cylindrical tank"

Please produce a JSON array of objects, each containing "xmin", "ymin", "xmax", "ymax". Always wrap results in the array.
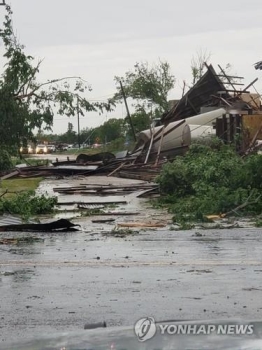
[
  {"xmin": 189, "ymin": 124, "xmax": 215, "ymax": 140},
  {"xmin": 186, "ymin": 108, "xmax": 226, "ymax": 126},
  {"xmin": 136, "ymin": 119, "xmax": 191, "ymax": 153}
]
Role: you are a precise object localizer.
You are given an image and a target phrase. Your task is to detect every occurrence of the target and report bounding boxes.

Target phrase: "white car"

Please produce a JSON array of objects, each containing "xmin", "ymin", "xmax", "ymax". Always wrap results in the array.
[
  {"xmin": 47, "ymin": 145, "xmax": 56, "ymax": 153},
  {"xmin": 36, "ymin": 144, "xmax": 48, "ymax": 154}
]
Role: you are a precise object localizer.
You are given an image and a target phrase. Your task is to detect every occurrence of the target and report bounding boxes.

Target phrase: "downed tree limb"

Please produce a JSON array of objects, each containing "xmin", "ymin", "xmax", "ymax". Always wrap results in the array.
[
  {"xmin": 223, "ymin": 193, "xmax": 262, "ymax": 217},
  {"xmin": 0, "ymin": 189, "xmax": 8, "ymax": 198}
]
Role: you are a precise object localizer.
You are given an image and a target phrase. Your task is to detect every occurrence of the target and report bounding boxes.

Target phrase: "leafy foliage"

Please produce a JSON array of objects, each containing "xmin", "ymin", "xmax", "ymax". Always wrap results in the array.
[
  {"xmin": 0, "ymin": 190, "xmax": 57, "ymax": 220},
  {"xmin": 157, "ymin": 141, "xmax": 262, "ymax": 222},
  {"xmin": 0, "ymin": 5, "xmax": 111, "ymax": 152},
  {"xmin": 191, "ymin": 49, "xmax": 211, "ymax": 85},
  {"xmin": 58, "ymin": 122, "xmax": 77, "ymax": 144},
  {"xmin": 113, "ymin": 60, "xmax": 175, "ymax": 114},
  {"xmin": 0, "ymin": 149, "xmax": 12, "ymax": 171},
  {"xmin": 124, "ymin": 107, "xmax": 151, "ymax": 138}
]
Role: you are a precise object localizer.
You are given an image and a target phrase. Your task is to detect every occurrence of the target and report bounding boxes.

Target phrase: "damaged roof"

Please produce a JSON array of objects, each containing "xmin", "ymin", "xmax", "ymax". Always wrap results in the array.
[{"xmin": 162, "ymin": 64, "xmax": 229, "ymax": 124}]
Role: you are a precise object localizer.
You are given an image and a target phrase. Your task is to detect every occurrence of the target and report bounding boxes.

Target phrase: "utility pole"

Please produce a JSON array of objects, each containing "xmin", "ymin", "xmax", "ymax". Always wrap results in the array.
[
  {"xmin": 119, "ymin": 80, "xmax": 136, "ymax": 142},
  {"xmin": 77, "ymin": 96, "xmax": 80, "ymax": 149}
]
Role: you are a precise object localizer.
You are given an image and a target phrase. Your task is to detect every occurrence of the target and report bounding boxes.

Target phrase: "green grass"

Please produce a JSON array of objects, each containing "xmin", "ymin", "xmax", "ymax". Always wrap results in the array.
[
  {"xmin": 12, "ymin": 157, "xmax": 50, "ymax": 167},
  {"xmin": 1, "ymin": 177, "xmax": 43, "ymax": 198}
]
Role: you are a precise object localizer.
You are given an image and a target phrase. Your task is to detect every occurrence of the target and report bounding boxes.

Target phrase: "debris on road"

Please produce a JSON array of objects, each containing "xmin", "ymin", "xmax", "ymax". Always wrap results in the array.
[
  {"xmin": 84, "ymin": 211, "xmax": 139, "ymax": 216},
  {"xmin": 102, "ymin": 227, "xmax": 138, "ymax": 238},
  {"xmin": 117, "ymin": 221, "xmax": 166, "ymax": 228},
  {"xmin": 53, "ymin": 182, "xmax": 158, "ymax": 197},
  {"xmin": 91, "ymin": 218, "xmax": 116, "ymax": 224},
  {"xmin": 0, "ymin": 218, "xmax": 79, "ymax": 232},
  {"xmin": 0, "ymin": 236, "xmax": 44, "ymax": 245},
  {"xmin": 57, "ymin": 200, "xmax": 128, "ymax": 206}
]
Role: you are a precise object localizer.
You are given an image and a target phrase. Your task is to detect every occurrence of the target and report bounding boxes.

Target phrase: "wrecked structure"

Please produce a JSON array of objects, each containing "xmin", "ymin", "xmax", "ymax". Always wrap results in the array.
[
  {"xmin": 132, "ymin": 64, "xmax": 262, "ymax": 163},
  {"xmin": 1, "ymin": 64, "xmax": 262, "ymax": 182}
]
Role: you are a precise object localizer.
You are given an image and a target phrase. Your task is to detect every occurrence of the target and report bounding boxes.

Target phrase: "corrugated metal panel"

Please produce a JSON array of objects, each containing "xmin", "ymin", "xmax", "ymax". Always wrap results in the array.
[
  {"xmin": 0, "ymin": 215, "xmax": 23, "ymax": 226},
  {"xmin": 0, "ymin": 215, "xmax": 35, "ymax": 226}
]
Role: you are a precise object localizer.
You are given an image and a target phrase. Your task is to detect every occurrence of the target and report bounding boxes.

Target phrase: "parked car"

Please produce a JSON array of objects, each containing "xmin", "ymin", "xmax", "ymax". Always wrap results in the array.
[
  {"xmin": 36, "ymin": 144, "xmax": 48, "ymax": 154},
  {"xmin": 47, "ymin": 144, "xmax": 56, "ymax": 153},
  {"xmin": 81, "ymin": 143, "xmax": 90, "ymax": 149},
  {"xmin": 56, "ymin": 144, "xmax": 68, "ymax": 152},
  {"xmin": 19, "ymin": 145, "xmax": 35, "ymax": 154},
  {"xmin": 91, "ymin": 143, "xmax": 103, "ymax": 149}
]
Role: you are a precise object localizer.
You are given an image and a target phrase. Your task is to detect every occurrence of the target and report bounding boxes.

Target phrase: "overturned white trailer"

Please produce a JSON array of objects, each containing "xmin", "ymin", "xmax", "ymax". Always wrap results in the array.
[{"xmin": 132, "ymin": 108, "xmax": 225, "ymax": 160}]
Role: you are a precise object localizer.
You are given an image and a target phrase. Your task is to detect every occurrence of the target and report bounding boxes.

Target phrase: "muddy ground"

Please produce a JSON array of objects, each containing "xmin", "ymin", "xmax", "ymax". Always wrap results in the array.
[{"xmin": 0, "ymin": 176, "xmax": 262, "ymax": 346}]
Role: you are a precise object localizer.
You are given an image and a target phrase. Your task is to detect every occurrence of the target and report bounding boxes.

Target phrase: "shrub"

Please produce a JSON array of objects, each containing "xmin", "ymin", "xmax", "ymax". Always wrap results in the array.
[
  {"xmin": 157, "ymin": 142, "xmax": 262, "ymax": 220},
  {"xmin": 0, "ymin": 191, "xmax": 57, "ymax": 220},
  {"xmin": 0, "ymin": 150, "xmax": 12, "ymax": 171}
]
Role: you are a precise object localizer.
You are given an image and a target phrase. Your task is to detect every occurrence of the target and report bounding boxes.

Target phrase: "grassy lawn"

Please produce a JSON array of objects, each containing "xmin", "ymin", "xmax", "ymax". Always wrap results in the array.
[
  {"xmin": 1, "ymin": 177, "xmax": 43, "ymax": 198},
  {"xmin": 13, "ymin": 157, "xmax": 50, "ymax": 166}
]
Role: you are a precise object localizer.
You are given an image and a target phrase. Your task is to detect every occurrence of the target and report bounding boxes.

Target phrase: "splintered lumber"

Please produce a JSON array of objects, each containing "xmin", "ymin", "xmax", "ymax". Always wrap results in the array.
[
  {"xmin": 136, "ymin": 187, "xmax": 160, "ymax": 198},
  {"xmin": 78, "ymin": 191, "xmax": 135, "ymax": 196},
  {"xmin": 77, "ymin": 208, "xmax": 138, "ymax": 215},
  {"xmin": 53, "ymin": 186, "xmax": 88, "ymax": 192},
  {"xmin": 0, "ymin": 170, "xmax": 20, "ymax": 180},
  {"xmin": 91, "ymin": 218, "xmax": 116, "ymax": 223},
  {"xmin": 53, "ymin": 183, "xmax": 158, "ymax": 195},
  {"xmin": 118, "ymin": 171, "xmax": 158, "ymax": 181},
  {"xmin": 107, "ymin": 162, "xmax": 126, "ymax": 177},
  {"xmin": 78, "ymin": 183, "xmax": 157, "ymax": 189},
  {"xmin": 57, "ymin": 200, "xmax": 128, "ymax": 206},
  {"xmin": 117, "ymin": 222, "xmax": 166, "ymax": 228}
]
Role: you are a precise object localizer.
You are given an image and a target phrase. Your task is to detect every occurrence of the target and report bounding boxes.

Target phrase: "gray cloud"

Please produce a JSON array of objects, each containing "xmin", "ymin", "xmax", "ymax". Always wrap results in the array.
[
  {"xmin": 8, "ymin": 0, "xmax": 262, "ymax": 46},
  {"xmin": 0, "ymin": 0, "xmax": 261, "ymax": 133}
]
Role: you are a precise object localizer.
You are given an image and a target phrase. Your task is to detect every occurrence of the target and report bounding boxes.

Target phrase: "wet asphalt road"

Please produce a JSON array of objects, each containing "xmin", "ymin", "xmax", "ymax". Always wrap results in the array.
[
  {"xmin": 1, "ymin": 227, "xmax": 262, "ymax": 345},
  {"xmin": 0, "ymin": 176, "xmax": 262, "ymax": 346}
]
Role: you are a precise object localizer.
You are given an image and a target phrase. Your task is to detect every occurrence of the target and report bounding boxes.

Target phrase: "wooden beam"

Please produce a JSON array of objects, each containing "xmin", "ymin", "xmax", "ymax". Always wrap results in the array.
[
  {"xmin": 215, "ymin": 75, "xmax": 244, "ymax": 80},
  {"xmin": 242, "ymin": 78, "xmax": 259, "ymax": 93},
  {"xmin": 186, "ymin": 96, "xmax": 198, "ymax": 113},
  {"xmin": 218, "ymin": 64, "xmax": 237, "ymax": 91},
  {"xmin": 217, "ymin": 90, "xmax": 250, "ymax": 94}
]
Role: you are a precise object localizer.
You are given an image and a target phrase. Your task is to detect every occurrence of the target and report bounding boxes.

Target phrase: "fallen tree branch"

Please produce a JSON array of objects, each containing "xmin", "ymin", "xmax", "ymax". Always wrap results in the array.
[
  {"xmin": 223, "ymin": 193, "xmax": 261, "ymax": 217},
  {"xmin": 0, "ymin": 189, "xmax": 8, "ymax": 198}
]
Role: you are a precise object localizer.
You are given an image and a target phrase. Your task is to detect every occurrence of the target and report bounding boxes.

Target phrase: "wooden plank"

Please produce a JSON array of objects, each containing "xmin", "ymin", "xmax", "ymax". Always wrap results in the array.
[
  {"xmin": 107, "ymin": 162, "xmax": 126, "ymax": 177},
  {"xmin": 0, "ymin": 170, "xmax": 19, "ymax": 180},
  {"xmin": 218, "ymin": 64, "xmax": 237, "ymax": 91},
  {"xmin": 57, "ymin": 200, "xmax": 128, "ymax": 206},
  {"xmin": 117, "ymin": 222, "xmax": 166, "ymax": 228}
]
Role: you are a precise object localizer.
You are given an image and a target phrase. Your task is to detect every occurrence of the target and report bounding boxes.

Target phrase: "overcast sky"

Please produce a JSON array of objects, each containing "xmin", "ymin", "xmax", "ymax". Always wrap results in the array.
[{"xmin": 0, "ymin": 0, "xmax": 262, "ymax": 133}]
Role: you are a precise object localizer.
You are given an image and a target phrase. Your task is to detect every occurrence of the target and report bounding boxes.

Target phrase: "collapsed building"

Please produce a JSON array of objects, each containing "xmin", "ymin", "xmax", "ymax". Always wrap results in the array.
[{"xmin": 132, "ymin": 64, "xmax": 262, "ymax": 163}]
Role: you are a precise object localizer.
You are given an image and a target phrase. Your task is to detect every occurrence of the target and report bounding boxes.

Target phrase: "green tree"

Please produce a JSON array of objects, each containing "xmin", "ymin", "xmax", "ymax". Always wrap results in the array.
[
  {"xmin": 125, "ymin": 107, "xmax": 150, "ymax": 138},
  {"xmin": 113, "ymin": 60, "xmax": 175, "ymax": 114},
  {"xmin": 79, "ymin": 127, "xmax": 93, "ymax": 145},
  {"xmin": 0, "ymin": 4, "xmax": 111, "ymax": 153},
  {"xmin": 94, "ymin": 118, "xmax": 124, "ymax": 144},
  {"xmin": 59, "ymin": 122, "xmax": 77, "ymax": 144},
  {"xmin": 191, "ymin": 49, "xmax": 211, "ymax": 85}
]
